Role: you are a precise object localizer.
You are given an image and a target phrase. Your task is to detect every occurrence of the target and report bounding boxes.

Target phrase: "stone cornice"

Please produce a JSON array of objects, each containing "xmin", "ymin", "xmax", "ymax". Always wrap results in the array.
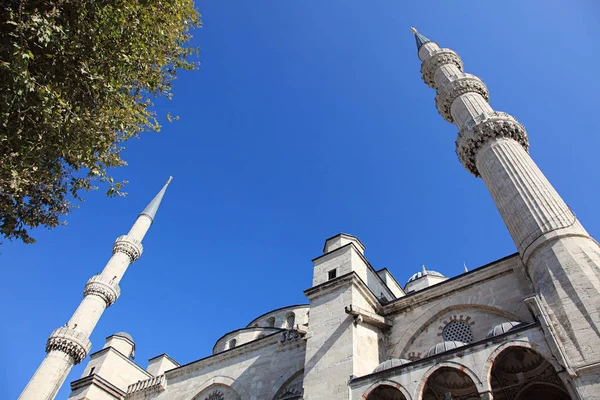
[
  {"xmin": 382, "ymin": 253, "xmax": 521, "ymax": 315},
  {"xmin": 148, "ymin": 353, "xmax": 180, "ymax": 366},
  {"xmin": 70, "ymin": 373, "xmax": 126, "ymax": 399},
  {"xmin": 88, "ymin": 347, "xmax": 153, "ymax": 378},
  {"xmin": 304, "ymin": 271, "xmax": 382, "ymax": 312},
  {"xmin": 165, "ymin": 329, "xmax": 305, "ymax": 380}
]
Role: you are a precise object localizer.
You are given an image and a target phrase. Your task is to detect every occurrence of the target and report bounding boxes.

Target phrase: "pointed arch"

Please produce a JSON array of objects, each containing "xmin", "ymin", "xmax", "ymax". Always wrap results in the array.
[
  {"xmin": 481, "ymin": 339, "xmax": 562, "ymax": 391},
  {"xmin": 413, "ymin": 361, "xmax": 484, "ymax": 400},
  {"xmin": 190, "ymin": 376, "xmax": 247, "ymax": 400},
  {"xmin": 271, "ymin": 369, "xmax": 304, "ymax": 400},
  {"xmin": 363, "ymin": 379, "xmax": 412, "ymax": 400},
  {"xmin": 394, "ymin": 304, "xmax": 523, "ymax": 357}
]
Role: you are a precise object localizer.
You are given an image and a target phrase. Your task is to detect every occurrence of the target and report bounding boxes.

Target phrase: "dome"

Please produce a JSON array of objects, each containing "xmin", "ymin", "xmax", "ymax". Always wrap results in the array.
[
  {"xmin": 113, "ymin": 331, "xmax": 134, "ymax": 343},
  {"xmin": 426, "ymin": 341, "xmax": 467, "ymax": 357},
  {"xmin": 407, "ymin": 269, "xmax": 446, "ymax": 284},
  {"xmin": 373, "ymin": 358, "xmax": 411, "ymax": 373},
  {"xmin": 487, "ymin": 321, "xmax": 523, "ymax": 338}
]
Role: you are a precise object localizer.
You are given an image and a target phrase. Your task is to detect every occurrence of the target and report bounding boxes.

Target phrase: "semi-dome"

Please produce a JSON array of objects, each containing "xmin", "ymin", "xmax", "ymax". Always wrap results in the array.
[
  {"xmin": 373, "ymin": 358, "xmax": 411, "ymax": 373},
  {"xmin": 407, "ymin": 269, "xmax": 446, "ymax": 283},
  {"xmin": 487, "ymin": 321, "xmax": 523, "ymax": 338},
  {"xmin": 426, "ymin": 341, "xmax": 467, "ymax": 357},
  {"xmin": 113, "ymin": 331, "xmax": 134, "ymax": 342}
]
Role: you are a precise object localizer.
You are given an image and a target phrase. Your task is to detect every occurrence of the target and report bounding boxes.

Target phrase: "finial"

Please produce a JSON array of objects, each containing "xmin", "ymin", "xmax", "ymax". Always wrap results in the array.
[
  {"xmin": 412, "ymin": 28, "xmax": 432, "ymax": 51},
  {"xmin": 167, "ymin": 176, "xmax": 173, "ymax": 185},
  {"xmin": 411, "ymin": 27, "xmax": 417, "ymax": 34},
  {"xmin": 464, "ymin": 262, "xmax": 468, "ymax": 273},
  {"xmin": 422, "ymin": 264, "xmax": 427, "ymax": 273}
]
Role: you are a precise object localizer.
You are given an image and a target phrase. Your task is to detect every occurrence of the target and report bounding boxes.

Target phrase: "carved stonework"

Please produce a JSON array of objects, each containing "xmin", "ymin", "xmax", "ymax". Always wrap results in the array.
[
  {"xmin": 421, "ymin": 49, "xmax": 463, "ymax": 88},
  {"xmin": 456, "ymin": 113, "xmax": 529, "ymax": 176},
  {"xmin": 113, "ymin": 235, "xmax": 143, "ymax": 263},
  {"xmin": 46, "ymin": 327, "xmax": 92, "ymax": 364},
  {"xmin": 435, "ymin": 75, "xmax": 489, "ymax": 123},
  {"xmin": 84, "ymin": 275, "xmax": 120, "ymax": 306}
]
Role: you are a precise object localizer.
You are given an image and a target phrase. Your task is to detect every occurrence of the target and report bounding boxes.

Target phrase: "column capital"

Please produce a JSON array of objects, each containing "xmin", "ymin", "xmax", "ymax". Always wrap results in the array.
[
  {"xmin": 84, "ymin": 275, "xmax": 120, "ymax": 306},
  {"xmin": 113, "ymin": 235, "xmax": 143, "ymax": 262},
  {"xmin": 456, "ymin": 112, "xmax": 529, "ymax": 176},
  {"xmin": 46, "ymin": 327, "xmax": 92, "ymax": 364},
  {"xmin": 421, "ymin": 48, "xmax": 463, "ymax": 88}
]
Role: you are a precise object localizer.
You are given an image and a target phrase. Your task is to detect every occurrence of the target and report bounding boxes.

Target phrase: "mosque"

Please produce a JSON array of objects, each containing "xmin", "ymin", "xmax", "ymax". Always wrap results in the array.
[{"xmin": 19, "ymin": 29, "xmax": 600, "ymax": 400}]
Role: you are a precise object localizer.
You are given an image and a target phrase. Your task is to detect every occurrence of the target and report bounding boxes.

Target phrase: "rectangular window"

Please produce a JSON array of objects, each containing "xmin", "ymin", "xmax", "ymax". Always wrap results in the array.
[
  {"xmin": 89, "ymin": 367, "xmax": 95, "ymax": 376},
  {"xmin": 328, "ymin": 269, "xmax": 337, "ymax": 280}
]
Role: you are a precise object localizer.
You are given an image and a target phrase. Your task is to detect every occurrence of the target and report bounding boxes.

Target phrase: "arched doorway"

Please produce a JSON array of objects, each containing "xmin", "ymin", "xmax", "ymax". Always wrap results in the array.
[
  {"xmin": 366, "ymin": 384, "xmax": 408, "ymax": 400},
  {"xmin": 490, "ymin": 346, "xmax": 571, "ymax": 400},
  {"xmin": 422, "ymin": 367, "xmax": 480, "ymax": 400}
]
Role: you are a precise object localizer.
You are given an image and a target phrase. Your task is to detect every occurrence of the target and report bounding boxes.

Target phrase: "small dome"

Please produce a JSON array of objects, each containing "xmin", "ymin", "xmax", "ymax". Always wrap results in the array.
[
  {"xmin": 426, "ymin": 341, "xmax": 467, "ymax": 357},
  {"xmin": 373, "ymin": 358, "xmax": 411, "ymax": 373},
  {"xmin": 407, "ymin": 270, "xmax": 446, "ymax": 284},
  {"xmin": 487, "ymin": 321, "xmax": 523, "ymax": 338},
  {"xmin": 113, "ymin": 331, "xmax": 134, "ymax": 343}
]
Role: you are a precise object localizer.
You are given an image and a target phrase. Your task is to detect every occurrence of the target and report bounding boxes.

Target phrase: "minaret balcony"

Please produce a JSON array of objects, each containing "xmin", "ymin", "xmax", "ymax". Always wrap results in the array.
[
  {"xmin": 84, "ymin": 274, "xmax": 121, "ymax": 306},
  {"xmin": 421, "ymin": 48, "xmax": 463, "ymax": 88},
  {"xmin": 113, "ymin": 235, "xmax": 144, "ymax": 262},
  {"xmin": 46, "ymin": 327, "xmax": 92, "ymax": 364},
  {"xmin": 435, "ymin": 74, "xmax": 489, "ymax": 123},
  {"xmin": 455, "ymin": 112, "xmax": 529, "ymax": 176}
]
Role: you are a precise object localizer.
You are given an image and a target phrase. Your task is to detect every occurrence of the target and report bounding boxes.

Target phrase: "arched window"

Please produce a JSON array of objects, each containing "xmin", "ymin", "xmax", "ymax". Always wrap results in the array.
[
  {"xmin": 286, "ymin": 313, "xmax": 296, "ymax": 329},
  {"xmin": 442, "ymin": 321, "xmax": 474, "ymax": 343},
  {"xmin": 267, "ymin": 317, "xmax": 275, "ymax": 327},
  {"xmin": 228, "ymin": 339, "xmax": 237, "ymax": 349},
  {"xmin": 205, "ymin": 390, "xmax": 224, "ymax": 400}
]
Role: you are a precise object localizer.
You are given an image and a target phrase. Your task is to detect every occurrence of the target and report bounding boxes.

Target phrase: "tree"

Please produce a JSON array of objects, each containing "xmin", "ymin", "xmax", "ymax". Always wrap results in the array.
[{"xmin": 0, "ymin": 0, "xmax": 201, "ymax": 243}]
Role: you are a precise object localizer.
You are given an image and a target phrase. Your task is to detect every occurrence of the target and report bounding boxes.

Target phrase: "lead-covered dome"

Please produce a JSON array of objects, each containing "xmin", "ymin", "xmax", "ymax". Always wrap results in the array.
[
  {"xmin": 407, "ymin": 270, "xmax": 446, "ymax": 283},
  {"xmin": 373, "ymin": 358, "xmax": 411, "ymax": 373},
  {"xmin": 426, "ymin": 341, "xmax": 467, "ymax": 357},
  {"xmin": 487, "ymin": 321, "xmax": 523, "ymax": 338}
]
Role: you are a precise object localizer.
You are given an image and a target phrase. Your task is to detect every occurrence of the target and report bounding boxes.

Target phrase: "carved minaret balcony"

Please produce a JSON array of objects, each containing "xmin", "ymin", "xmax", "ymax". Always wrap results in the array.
[{"xmin": 20, "ymin": 178, "xmax": 172, "ymax": 400}]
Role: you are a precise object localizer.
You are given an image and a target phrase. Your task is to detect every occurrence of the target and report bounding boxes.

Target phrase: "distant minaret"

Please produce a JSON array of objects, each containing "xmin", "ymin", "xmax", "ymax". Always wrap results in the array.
[
  {"xmin": 20, "ymin": 178, "xmax": 173, "ymax": 400},
  {"xmin": 411, "ymin": 28, "xmax": 600, "ymax": 396}
]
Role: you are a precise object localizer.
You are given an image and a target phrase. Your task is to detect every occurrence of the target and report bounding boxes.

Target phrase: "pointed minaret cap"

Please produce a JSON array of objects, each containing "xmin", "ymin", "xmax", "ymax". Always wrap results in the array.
[
  {"xmin": 411, "ymin": 27, "xmax": 431, "ymax": 50},
  {"xmin": 140, "ymin": 176, "xmax": 172, "ymax": 223}
]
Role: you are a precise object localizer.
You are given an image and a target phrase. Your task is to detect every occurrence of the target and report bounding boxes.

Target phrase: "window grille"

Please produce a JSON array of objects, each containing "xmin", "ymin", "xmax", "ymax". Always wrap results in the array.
[
  {"xmin": 228, "ymin": 339, "xmax": 237, "ymax": 349},
  {"xmin": 267, "ymin": 317, "xmax": 275, "ymax": 327},
  {"xmin": 442, "ymin": 321, "xmax": 474, "ymax": 343},
  {"xmin": 286, "ymin": 313, "xmax": 295, "ymax": 329}
]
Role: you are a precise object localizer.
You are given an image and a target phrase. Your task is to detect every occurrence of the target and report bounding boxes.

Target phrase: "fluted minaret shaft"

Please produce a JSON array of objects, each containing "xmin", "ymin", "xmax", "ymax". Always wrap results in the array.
[
  {"xmin": 413, "ymin": 29, "xmax": 600, "ymax": 397},
  {"xmin": 20, "ymin": 178, "xmax": 172, "ymax": 400}
]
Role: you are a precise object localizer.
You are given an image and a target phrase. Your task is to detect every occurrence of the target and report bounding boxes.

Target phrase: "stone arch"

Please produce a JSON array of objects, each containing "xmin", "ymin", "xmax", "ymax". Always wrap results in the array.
[
  {"xmin": 363, "ymin": 379, "xmax": 412, "ymax": 400},
  {"xmin": 483, "ymin": 342, "xmax": 572, "ymax": 400},
  {"xmin": 272, "ymin": 369, "xmax": 303, "ymax": 399},
  {"xmin": 190, "ymin": 376, "xmax": 248, "ymax": 400},
  {"xmin": 394, "ymin": 304, "xmax": 523, "ymax": 357},
  {"xmin": 481, "ymin": 339, "xmax": 562, "ymax": 392},
  {"xmin": 414, "ymin": 361, "xmax": 484, "ymax": 400}
]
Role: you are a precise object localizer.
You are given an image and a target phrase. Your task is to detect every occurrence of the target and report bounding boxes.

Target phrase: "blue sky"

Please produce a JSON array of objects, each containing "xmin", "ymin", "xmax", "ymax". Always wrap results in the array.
[{"xmin": 2, "ymin": 1, "xmax": 600, "ymax": 398}]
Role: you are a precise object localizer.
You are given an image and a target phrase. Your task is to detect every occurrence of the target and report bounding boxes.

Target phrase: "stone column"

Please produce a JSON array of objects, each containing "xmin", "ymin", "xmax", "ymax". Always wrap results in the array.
[
  {"xmin": 20, "ymin": 179, "xmax": 170, "ymax": 400},
  {"xmin": 413, "ymin": 29, "xmax": 600, "ymax": 398}
]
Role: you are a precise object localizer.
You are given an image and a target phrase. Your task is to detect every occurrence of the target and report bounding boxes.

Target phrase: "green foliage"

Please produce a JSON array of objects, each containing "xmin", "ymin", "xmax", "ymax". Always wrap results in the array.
[{"xmin": 0, "ymin": 0, "xmax": 201, "ymax": 243}]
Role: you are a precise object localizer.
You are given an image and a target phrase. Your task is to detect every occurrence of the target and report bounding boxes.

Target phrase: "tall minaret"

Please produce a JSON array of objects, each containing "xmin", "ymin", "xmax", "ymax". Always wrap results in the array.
[
  {"xmin": 20, "ymin": 178, "xmax": 173, "ymax": 400},
  {"xmin": 412, "ymin": 28, "xmax": 600, "ymax": 397}
]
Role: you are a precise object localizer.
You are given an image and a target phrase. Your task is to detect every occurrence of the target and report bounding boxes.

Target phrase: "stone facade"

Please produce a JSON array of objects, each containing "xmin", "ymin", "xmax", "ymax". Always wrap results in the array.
[{"xmin": 21, "ymin": 31, "xmax": 600, "ymax": 400}]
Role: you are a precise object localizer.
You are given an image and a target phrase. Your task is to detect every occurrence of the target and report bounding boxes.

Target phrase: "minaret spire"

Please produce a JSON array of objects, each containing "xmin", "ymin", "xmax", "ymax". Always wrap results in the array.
[
  {"xmin": 412, "ymin": 30, "xmax": 600, "ymax": 397},
  {"xmin": 411, "ymin": 27, "xmax": 431, "ymax": 50},
  {"xmin": 140, "ymin": 176, "xmax": 172, "ymax": 223},
  {"xmin": 20, "ymin": 179, "xmax": 172, "ymax": 400}
]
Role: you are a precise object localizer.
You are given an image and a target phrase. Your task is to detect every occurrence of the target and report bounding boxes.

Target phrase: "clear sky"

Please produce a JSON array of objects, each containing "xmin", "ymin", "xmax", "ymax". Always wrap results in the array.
[{"xmin": 2, "ymin": 1, "xmax": 600, "ymax": 398}]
